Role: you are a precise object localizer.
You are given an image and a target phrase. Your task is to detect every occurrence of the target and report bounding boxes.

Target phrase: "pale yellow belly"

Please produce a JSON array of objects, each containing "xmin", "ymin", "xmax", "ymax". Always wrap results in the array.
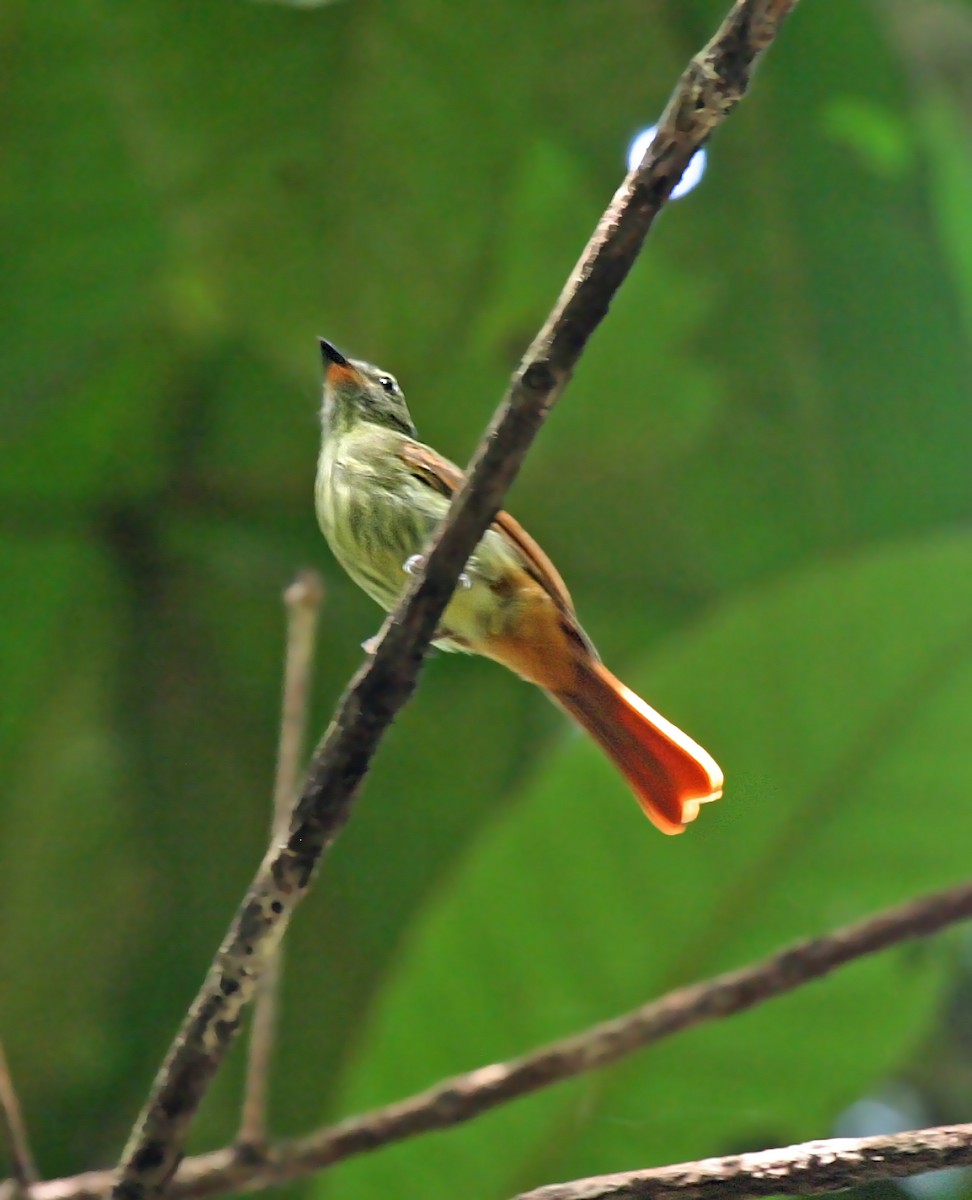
[{"xmin": 317, "ymin": 452, "xmax": 529, "ymax": 654}]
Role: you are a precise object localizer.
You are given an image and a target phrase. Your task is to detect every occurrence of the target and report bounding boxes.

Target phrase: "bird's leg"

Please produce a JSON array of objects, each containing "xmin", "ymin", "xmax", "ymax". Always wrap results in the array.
[
  {"xmin": 403, "ymin": 553, "xmax": 472, "ymax": 589},
  {"xmin": 365, "ymin": 553, "xmax": 471, "ymax": 658}
]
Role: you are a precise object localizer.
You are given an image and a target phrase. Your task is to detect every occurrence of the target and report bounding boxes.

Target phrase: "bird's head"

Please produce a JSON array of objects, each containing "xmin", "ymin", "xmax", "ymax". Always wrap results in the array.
[{"xmin": 319, "ymin": 338, "xmax": 416, "ymax": 438}]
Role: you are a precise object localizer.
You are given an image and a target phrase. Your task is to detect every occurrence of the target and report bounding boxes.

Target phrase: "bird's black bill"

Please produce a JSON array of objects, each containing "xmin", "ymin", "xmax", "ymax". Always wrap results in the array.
[{"xmin": 319, "ymin": 338, "xmax": 348, "ymax": 368}]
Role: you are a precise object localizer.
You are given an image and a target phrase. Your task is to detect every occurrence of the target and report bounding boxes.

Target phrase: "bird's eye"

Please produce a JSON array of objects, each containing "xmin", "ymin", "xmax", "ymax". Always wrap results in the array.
[{"xmin": 377, "ymin": 374, "xmax": 398, "ymax": 396}]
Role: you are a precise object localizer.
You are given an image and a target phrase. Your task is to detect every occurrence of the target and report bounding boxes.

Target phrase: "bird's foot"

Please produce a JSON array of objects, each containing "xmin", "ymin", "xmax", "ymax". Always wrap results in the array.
[
  {"xmin": 403, "ymin": 554, "xmax": 471, "ymax": 589},
  {"xmin": 363, "ymin": 631, "xmax": 438, "ymax": 658}
]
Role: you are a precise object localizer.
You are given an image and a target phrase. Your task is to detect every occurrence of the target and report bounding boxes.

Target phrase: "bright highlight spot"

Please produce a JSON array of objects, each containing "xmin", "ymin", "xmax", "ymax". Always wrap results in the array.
[{"xmin": 627, "ymin": 125, "xmax": 707, "ymax": 199}]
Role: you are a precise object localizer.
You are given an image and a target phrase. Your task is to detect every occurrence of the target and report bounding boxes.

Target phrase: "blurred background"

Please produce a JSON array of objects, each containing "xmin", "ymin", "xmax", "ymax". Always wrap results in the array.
[{"xmin": 3, "ymin": 1, "xmax": 972, "ymax": 1197}]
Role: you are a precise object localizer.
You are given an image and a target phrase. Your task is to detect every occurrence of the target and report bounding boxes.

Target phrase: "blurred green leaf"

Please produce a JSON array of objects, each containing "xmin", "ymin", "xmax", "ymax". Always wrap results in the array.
[
  {"xmin": 918, "ymin": 92, "xmax": 972, "ymax": 334},
  {"xmin": 323, "ymin": 533, "xmax": 972, "ymax": 1198}
]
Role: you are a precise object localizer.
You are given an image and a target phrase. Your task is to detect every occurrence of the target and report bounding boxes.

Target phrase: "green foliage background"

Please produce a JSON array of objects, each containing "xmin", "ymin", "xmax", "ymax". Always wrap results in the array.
[{"xmin": 3, "ymin": 1, "xmax": 972, "ymax": 1196}]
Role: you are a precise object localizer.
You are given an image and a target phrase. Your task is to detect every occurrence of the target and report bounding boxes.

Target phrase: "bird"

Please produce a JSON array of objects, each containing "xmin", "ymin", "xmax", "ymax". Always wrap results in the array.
[{"xmin": 314, "ymin": 338, "xmax": 723, "ymax": 834}]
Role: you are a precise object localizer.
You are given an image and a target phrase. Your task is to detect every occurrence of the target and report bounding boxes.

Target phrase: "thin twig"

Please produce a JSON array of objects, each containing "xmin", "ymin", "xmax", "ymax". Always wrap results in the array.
[
  {"xmin": 512, "ymin": 1124, "xmax": 972, "ymax": 1200},
  {"xmin": 238, "ymin": 571, "xmax": 325, "ymax": 1149},
  {"xmin": 0, "ymin": 1038, "xmax": 39, "ymax": 1191},
  {"xmin": 112, "ymin": 3, "xmax": 800, "ymax": 1197},
  {"xmin": 36, "ymin": 877, "xmax": 970, "ymax": 1200}
]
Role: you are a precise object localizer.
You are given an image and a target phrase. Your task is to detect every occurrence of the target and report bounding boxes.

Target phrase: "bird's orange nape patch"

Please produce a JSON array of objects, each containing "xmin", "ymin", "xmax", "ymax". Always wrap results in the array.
[{"xmin": 327, "ymin": 362, "xmax": 360, "ymax": 385}]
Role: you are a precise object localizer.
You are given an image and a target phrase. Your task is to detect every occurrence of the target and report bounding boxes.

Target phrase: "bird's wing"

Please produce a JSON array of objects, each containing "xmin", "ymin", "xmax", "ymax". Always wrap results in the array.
[{"xmin": 398, "ymin": 439, "xmax": 576, "ymax": 617}]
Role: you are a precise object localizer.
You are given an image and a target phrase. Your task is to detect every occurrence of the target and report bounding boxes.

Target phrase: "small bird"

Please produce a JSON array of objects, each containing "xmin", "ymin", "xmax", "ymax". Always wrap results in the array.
[{"xmin": 314, "ymin": 339, "xmax": 723, "ymax": 834}]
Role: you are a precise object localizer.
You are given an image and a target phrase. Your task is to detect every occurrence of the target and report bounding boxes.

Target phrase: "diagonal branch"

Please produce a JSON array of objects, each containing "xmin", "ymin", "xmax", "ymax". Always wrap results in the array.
[
  {"xmin": 112, "ymin": 2, "xmax": 801, "ymax": 1196},
  {"xmin": 34, "ymin": 876, "xmax": 970, "ymax": 1200},
  {"xmin": 511, "ymin": 1124, "xmax": 972, "ymax": 1200}
]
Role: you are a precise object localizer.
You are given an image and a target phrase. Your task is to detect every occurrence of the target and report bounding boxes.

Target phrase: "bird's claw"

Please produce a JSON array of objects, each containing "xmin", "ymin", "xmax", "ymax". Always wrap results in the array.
[{"xmin": 402, "ymin": 554, "xmax": 472, "ymax": 589}]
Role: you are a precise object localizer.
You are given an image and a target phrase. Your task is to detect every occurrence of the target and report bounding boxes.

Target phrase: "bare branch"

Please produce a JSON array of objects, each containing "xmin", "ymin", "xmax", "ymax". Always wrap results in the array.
[
  {"xmin": 238, "ymin": 571, "xmax": 325, "ymax": 1149},
  {"xmin": 36, "ymin": 876, "xmax": 969, "ymax": 1200},
  {"xmin": 512, "ymin": 1124, "xmax": 972, "ymax": 1200},
  {"xmin": 0, "ymin": 1037, "xmax": 39, "ymax": 1191},
  {"xmin": 112, "ymin": 2, "xmax": 800, "ymax": 1196}
]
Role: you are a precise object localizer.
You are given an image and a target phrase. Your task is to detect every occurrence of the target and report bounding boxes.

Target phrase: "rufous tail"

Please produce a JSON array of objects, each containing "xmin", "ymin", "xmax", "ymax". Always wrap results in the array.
[{"xmin": 551, "ymin": 657, "xmax": 723, "ymax": 835}]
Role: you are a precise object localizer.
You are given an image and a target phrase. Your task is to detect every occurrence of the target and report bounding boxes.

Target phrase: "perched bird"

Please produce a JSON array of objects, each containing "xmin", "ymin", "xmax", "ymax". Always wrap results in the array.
[{"xmin": 314, "ymin": 339, "xmax": 723, "ymax": 834}]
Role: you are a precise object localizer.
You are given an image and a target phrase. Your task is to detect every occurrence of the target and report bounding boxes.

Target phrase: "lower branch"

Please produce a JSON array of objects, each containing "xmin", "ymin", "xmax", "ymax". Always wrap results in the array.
[
  {"xmin": 513, "ymin": 1124, "xmax": 972, "ymax": 1200},
  {"xmin": 29, "ymin": 878, "xmax": 972, "ymax": 1200}
]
